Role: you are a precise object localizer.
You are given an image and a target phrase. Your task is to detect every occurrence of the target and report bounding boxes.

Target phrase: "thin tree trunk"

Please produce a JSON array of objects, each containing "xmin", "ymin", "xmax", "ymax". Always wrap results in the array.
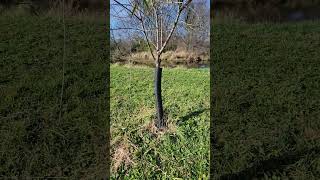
[{"xmin": 154, "ymin": 60, "xmax": 164, "ymax": 128}]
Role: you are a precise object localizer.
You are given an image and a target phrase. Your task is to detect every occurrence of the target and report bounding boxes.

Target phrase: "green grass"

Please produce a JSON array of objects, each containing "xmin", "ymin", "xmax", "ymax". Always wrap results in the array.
[
  {"xmin": 110, "ymin": 65, "xmax": 210, "ymax": 179},
  {"xmin": 211, "ymin": 21, "xmax": 320, "ymax": 179},
  {"xmin": 3, "ymin": 9, "xmax": 319, "ymax": 180},
  {"xmin": 0, "ymin": 14, "xmax": 108, "ymax": 178}
]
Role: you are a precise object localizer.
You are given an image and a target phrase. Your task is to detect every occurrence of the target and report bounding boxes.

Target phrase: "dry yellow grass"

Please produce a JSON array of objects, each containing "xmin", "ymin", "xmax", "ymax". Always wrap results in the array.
[
  {"xmin": 111, "ymin": 135, "xmax": 136, "ymax": 173},
  {"xmin": 134, "ymin": 106, "xmax": 154, "ymax": 121},
  {"xmin": 126, "ymin": 49, "xmax": 209, "ymax": 66},
  {"xmin": 304, "ymin": 127, "xmax": 320, "ymax": 141},
  {"xmin": 139, "ymin": 119, "xmax": 178, "ymax": 140}
]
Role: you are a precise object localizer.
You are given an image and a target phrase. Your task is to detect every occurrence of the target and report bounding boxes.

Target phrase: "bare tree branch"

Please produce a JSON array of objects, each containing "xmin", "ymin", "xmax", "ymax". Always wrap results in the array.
[
  {"xmin": 113, "ymin": 0, "xmax": 142, "ymax": 21},
  {"xmin": 111, "ymin": 27, "xmax": 157, "ymax": 32},
  {"xmin": 158, "ymin": 0, "xmax": 193, "ymax": 56},
  {"xmin": 139, "ymin": 11, "xmax": 157, "ymax": 61}
]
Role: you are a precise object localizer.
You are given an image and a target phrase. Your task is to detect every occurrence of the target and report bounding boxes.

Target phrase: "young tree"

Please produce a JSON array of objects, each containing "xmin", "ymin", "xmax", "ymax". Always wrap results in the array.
[{"xmin": 111, "ymin": 0, "xmax": 193, "ymax": 128}]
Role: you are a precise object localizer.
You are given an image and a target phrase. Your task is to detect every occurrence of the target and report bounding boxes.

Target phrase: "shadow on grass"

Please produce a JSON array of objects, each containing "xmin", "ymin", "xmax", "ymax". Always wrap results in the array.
[
  {"xmin": 218, "ymin": 146, "xmax": 320, "ymax": 180},
  {"xmin": 177, "ymin": 108, "xmax": 209, "ymax": 125}
]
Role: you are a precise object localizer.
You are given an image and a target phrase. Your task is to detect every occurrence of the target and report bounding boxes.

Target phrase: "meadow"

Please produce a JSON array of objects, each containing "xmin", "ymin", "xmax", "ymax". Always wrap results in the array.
[
  {"xmin": 211, "ymin": 21, "xmax": 320, "ymax": 179},
  {"xmin": 1, "ymin": 7, "xmax": 320, "ymax": 180},
  {"xmin": 110, "ymin": 65, "xmax": 210, "ymax": 179},
  {"xmin": 0, "ymin": 12, "xmax": 210, "ymax": 179},
  {"xmin": 0, "ymin": 14, "xmax": 108, "ymax": 178}
]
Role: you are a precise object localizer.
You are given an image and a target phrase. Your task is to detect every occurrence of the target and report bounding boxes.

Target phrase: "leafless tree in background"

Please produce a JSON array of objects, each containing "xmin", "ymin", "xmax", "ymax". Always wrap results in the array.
[{"xmin": 182, "ymin": 0, "xmax": 209, "ymax": 52}]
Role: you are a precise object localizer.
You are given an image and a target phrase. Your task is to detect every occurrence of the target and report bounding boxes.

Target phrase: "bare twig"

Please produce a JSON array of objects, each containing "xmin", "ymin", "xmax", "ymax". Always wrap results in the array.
[
  {"xmin": 113, "ymin": 0, "xmax": 142, "ymax": 21},
  {"xmin": 158, "ymin": 0, "xmax": 193, "ymax": 56},
  {"xmin": 139, "ymin": 12, "xmax": 157, "ymax": 61}
]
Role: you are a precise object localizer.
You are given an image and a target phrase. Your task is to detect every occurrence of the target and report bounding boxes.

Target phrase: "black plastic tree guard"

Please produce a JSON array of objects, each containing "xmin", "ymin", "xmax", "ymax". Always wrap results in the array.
[{"xmin": 154, "ymin": 66, "xmax": 164, "ymax": 128}]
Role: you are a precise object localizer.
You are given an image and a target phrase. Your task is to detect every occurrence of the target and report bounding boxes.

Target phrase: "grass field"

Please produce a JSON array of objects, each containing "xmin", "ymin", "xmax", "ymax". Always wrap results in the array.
[
  {"xmin": 0, "ymin": 14, "xmax": 108, "ymax": 178},
  {"xmin": 2, "ymin": 9, "xmax": 320, "ymax": 180},
  {"xmin": 211, "ymin": 21, "xmax": 320, "ymax": 179},
  {"xmin": 110, "ymin": 65, "xmax": 210, "ymax": 179}
]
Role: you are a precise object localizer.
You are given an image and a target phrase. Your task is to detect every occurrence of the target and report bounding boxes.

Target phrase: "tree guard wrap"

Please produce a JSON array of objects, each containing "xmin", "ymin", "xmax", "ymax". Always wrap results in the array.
[{"xmin": 154, "ymin": 66, "xmax": 164, "ymax": 128}]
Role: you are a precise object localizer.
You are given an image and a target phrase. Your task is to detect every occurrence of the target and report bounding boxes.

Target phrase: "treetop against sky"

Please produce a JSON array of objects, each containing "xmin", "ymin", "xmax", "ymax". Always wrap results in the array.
[{"xmin": 110, "ymin": 0, "xmax": 210, "ymax": 39}]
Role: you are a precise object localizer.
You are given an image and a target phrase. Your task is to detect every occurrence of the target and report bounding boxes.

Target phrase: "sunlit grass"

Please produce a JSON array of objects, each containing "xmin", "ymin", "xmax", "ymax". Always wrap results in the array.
[{"xmin": 110, "ymin": 65, "xmax": 210, "ymax": 179}]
